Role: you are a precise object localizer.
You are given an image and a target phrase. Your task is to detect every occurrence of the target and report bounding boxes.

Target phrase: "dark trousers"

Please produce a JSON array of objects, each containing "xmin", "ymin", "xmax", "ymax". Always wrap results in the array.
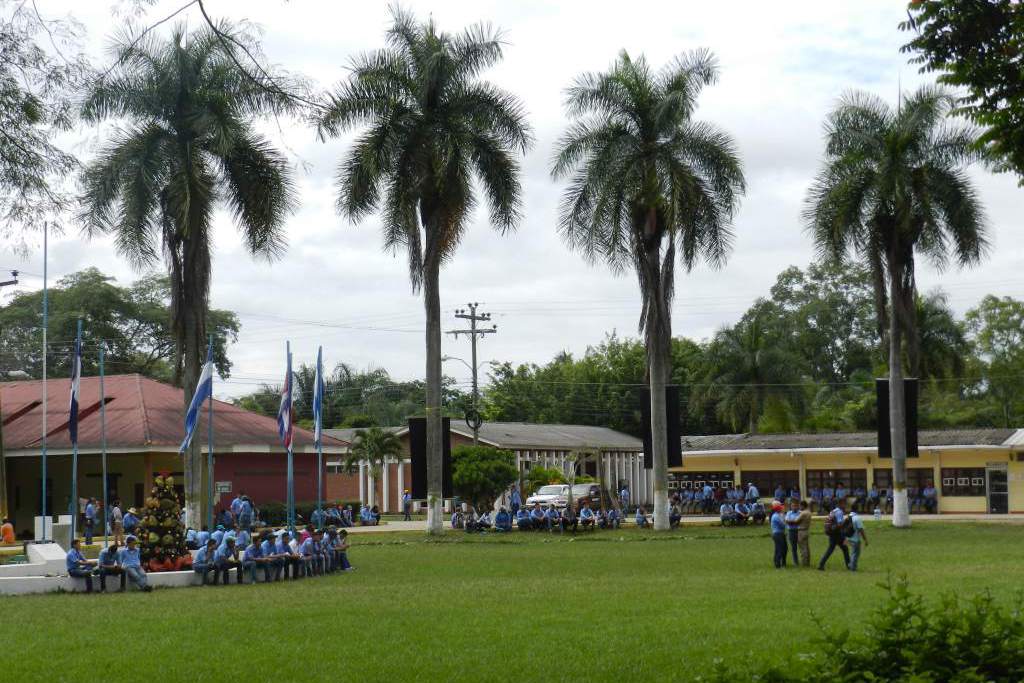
[
  {"xmin": 403, "ymin": 503, "xmax": 411, "ymax": 521},
  {"xmin": 338, "ymin": 551, "xmax": 351, "ymax": 570},
  {"xmin": 283, "ymin": 556, "xmax": 301, "ymax": 579},
  {"xmin": 84, "ymin": 521, "xmax": 94, "ymax": 545},
  {"xmin": 787, "ymin": 528, "xmax": 799, "ymax": 566},
  {"xmin": 772, "ymin": 532, "xmax": 787, "ymax": 568},
  {"xmin": 818, "ymin": 534, "xmax": 850, "ymax": 569},
  {"xmin": 216, "ymin": 560, "xmax": 242, "ymax": 585},
  {"xmin": 99, "ymin": 567, "xmax": 126, "ymax": 591},
  {"xmin": 242, "ymin": 561, "xmax": 271, "ymax": 583},
  {"xmin": 194, "ymin": 564, "xmax": 216, "ymax": 585},
  {"xmin": 69, "ymin": 568, "xmax": 93, "ymax": 592}
]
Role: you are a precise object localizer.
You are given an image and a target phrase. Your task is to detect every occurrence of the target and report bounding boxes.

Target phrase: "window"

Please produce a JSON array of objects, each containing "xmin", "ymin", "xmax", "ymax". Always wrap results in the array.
[
  {"xmin": 873, "ymin": 468, "xmax": 932, "ymax": 492},
  {"xmin": 668, "ymin": 471, "xmax": 735, "ymax": 490},
  {"xmin": 807, "ymin": 469, "xmax": 867, "ymax": 492},
  {"xmin": 741, "ymin": 471, "xmax": 800, "ymax": 495},
  {"xmin": 940, "ymin": 468, "xmax": 985, "ymax": 496}
]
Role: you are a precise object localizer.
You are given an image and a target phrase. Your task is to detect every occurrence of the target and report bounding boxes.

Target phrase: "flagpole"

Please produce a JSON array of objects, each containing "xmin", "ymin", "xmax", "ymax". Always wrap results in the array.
[
  {"xmin": 70, "ymin": 319, "xmax": 81, "ymax": 544},
  {"xmin": 40, "ymin": 224, "xmax": 48, "ymax": 542},
  {"xmin": 286, "ymin": 341, "xmax": 294, "ymax": 533},
  {"xmin": 206, "ymin": 334, "xmax": 214, "ymax": 531},
  {"xmin": 99, "ymin": 344, "xmax": 108, "ymax": 549},
  {"xmin": 315, "ymin": 345, "xmax": 323, "ymax": 528}
]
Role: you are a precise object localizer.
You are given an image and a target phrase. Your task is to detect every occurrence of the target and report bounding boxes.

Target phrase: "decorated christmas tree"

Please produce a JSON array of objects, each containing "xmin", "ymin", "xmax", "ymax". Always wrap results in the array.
[{"xmin": 136, "ymin": 473, "xmax": 191, "ymax": 571}]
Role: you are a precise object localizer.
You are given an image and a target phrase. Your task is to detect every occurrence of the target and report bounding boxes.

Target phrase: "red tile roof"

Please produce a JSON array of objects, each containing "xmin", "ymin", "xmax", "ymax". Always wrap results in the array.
[{"xmin": 0, "ymin": 374, "xmax": 348, "ymax": 452}]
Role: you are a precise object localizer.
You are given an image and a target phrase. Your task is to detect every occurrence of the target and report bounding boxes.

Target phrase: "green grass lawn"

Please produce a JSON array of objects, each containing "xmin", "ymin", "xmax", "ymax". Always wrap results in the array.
[{"xmin": 1, "ymin": 522, "xmax": 1021, "ymax": 682}]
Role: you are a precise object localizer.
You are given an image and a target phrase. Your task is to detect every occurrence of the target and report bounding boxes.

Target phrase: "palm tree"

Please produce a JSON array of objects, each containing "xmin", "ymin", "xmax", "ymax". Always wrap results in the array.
[
  {"xmin": 344, "ymin": 427, "xmax": 404, "ymax": 509},
  {"xmin": 79, "ymin": 23, "xmax": 297, "ymax": 525},
  {"xmin": 805, "ymin": 86, "xmax": 987, "ymax": 527},
  {"xmin": 317, "ymin": 8, "xmax": 531, "ymax": 534},
  {"xmin": 551, "ymin": 51, "xmax": 745, "ymax": 530}
]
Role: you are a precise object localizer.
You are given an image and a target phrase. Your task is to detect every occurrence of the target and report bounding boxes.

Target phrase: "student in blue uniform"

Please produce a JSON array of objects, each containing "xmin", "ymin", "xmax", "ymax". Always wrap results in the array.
[
  {"xmin": 335, "ymin": 529, "xmax": 353, "ymax": 571},
  {"xmin": 237, "ymin": 496, "xmax": 254, "ymax": 531},
  {"xmin": 544, "ymin": 504, "xmax": 560, "ymax": 532},
  {"xmin": 83, "ymin": 499, "xmax": 97, "ymax": 545},
  {"xmin": 275, "ymin": 531, "xmax": 300, "ymax": 580},
  {"xmin": 720, "ymin": 501, "xmax": 735, "ymax": 526},
  {"xmin": 402, "ymin": 490, "xmax": 413, "ymax": 521},
  {"xmin": 259, "ymin": 532, "xmax": 283, "ymax": 581},
  {"xmin": 529, "ymin": 503, "xmax": 546, "ymax": 531},
  {"xmin": 241, "ymin": 537, "xmax": 268, "ymax": 583},
  {"xmin": 784, "ymin": 499, "xmax": 801, "ymax": 566},
  {"xmin": 846, "ymin": 510, "xmax": 869, "ymax": 571},
  {"xmin": 579, "ymin": 501, "xmax": 595, "ymax": 531},
  {"xmin": 299, "ymin": 530, "xmax": 323, "ymax": 576},
  {"xmin": 97, "ymin": 542, "xmax": 125, "ymax": 592},
  {"xmin": 66, "ymin": 539, "xmax": 95, "ymax": 592},
  {"xmin": 509, "ymin": 486, "xmax": 522, "ymax": 518},
  {"xmin": 635, "ymin": 506, "xmax": 649, "ymax": 528},
  {"xmin": 213, "ymin": 537, "xmax": 241, "ymax": 585},
  {"xmin": 118, "ymin": 536, "xmax": 151, "ymax": 591},
  {"xmin": 494, "ymin": 507, "xmax": 512, "ymax": 532},
  {"xmin": 515, "ymin": 507, "xmax": 531, "ymax": 530},
  {"xmin": 818, "ymin": 500, "xmax": 851, "ymax": 570},
  {"xmin": 193, "ymin": 539, "xmax": 218, "ymax": 585},
  {"xmin": 211, "ymin": 525, "xmax": 225, "ymax": 547},
  {"xmin": 770, "ymin": 502, "xmax": 788, "ymax": 568},
  {"xmin": 122, "ymin": 507, "xmax": 140, "ymax": 533},
  {"xmin": 185, "ymin": 527, "xmax": 199, "ymax": 550}
]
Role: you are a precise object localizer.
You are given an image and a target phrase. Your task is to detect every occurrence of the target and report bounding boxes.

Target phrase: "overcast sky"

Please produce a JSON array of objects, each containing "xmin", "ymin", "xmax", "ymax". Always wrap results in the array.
[{"xmin": 6, "ymin": 0, "xmax": 1023, "ymax": 399}]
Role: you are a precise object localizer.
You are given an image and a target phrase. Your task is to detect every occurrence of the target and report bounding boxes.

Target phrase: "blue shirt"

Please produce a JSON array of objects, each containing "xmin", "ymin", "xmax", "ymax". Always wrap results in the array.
[
  {"xmin": 829, "ymin": 507, "xmax": 845, "ymax": 526},
  {"xmin": 123, "ymin": 513, "xmax": 138, "ymax": 529},
  {"xmin": 747, "ymin": 486, "xmax": 760, "ymax": 500},
  {"xmin": 516, "ymin": 510, "xmax": 529, "ymax": 524},
  {"xmin": 118, "ymin": 547, "xmax": 142, "ymax": 568},
  {"xmin": 530, "ymin": 508, "xmax": 545, "ymax": 521},
  {"xmin": 580, "ymin": 508, "xmax": 594, "ymax": 520},
  {"xmin": 98, "ymin": 547, "xmax": 120, "ymax": 567},
  {"xmin": 213, "ymin": 544, "xmax": 235, "ymax": 562},
  {"xmin": 495, "ymin": 511, "xmax": 511, "ymax": 527},
  {"xmin": 770, "ymin": 511, "xmax": 786, "ymax": 534},
  {"xmin": 185, "ymin": 529, "xmax": 197, "ymax": 544},
  {"xmin": 84, "ymin": 503, "xmax": 96, "ymax": 521},
  {"xmin": 510, "ymin": 489, "xmax": 521, "ymax": 506},
  {"xmin": 197, "ymin": 530, "xmax": 211, "ymax": 546},
  {"xmin": 274, "ymin": 541, "xmax": 291, "ymax": 555},
  {"xmin": 847, "ymin": 513, "xmax": 865, "ymax": 543},
  {"xmin": 299, "ymin": 538, "xmax": 317, "ymax": 557},
  {"xmin": 239, "ymin": 500, "xmax": 253, "ymax": 517},
  {"xmin": 784, "ymin": 510, "xmax": 800, "ymax": 527},
  {"xmin": 545, "ymin": 508, "xmax": 559, "ymax": 520},
  {"xmin": 230, "ymin": 497, "xmax": 242, "ymax": 516},
  {"xmin": 236, "ymin": 530, "xmax": 250, "ymax": 549},
  {"xmin": 261, "ymin": 539, "xmax": 276, "ymax": 557},
  {"xmin": 211, "ymin": 529, "xmax": 224, "ymax": 545},
  {"xmin": 66, "ymin": 548, "xmax": 87, "ymax": 572},
  {"xmin": 242, "ymin": 544, "xmax": 261, "ymax": 561},
  {"xmin": 194, "ymin": 546, "xmax": 214, "ymax": 566}
]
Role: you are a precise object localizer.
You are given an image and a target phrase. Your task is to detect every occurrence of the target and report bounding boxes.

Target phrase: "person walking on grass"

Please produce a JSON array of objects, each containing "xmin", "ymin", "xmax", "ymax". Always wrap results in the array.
[
  {"xmin": 770, "ymin": 502, "xmax": 787, "ymax": 569},
  {"xmin": 846, "ymin": 510, "xmax": 868, "ymax": 572},
  {"xmin": 784, "ymin": 499, "xmax": 801, "ymax": 566},
  {"xmin": 817, "ymin": 500, "xmax": 850, "ymax": 571}
]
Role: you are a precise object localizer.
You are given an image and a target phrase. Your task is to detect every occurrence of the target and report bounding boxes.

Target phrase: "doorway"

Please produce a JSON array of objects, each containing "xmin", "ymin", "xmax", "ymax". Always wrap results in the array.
[{"xmin": 986, "ymin": 465, "xmax": 1008, "ymax": 514}]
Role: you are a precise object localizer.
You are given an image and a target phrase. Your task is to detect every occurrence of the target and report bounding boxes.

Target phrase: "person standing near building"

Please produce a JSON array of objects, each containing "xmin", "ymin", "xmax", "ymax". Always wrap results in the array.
[
  {"xmin": 620, "ymin": 485, "xmax": 630, "ymax": 513},
  {"xmin": 402, "ymin": 490, "xmax": 412, "ymax": 521},
  {"xmin": 109, "ymin": 499, "xmax": 124, "ymax": 546},
  {"xmin": 66, "ymin": 538, "xmax": 95, "ymax": 592},
  {"xmin": 846, "ymin": 509, "xmax": 868, "ymax": 571},
  {"xmin": 795, "ymin": 500, "xmax": 812, "ymax": 567},
  {"xmin": 746, "ymin": 482, "xmax": 760, "ymax": 503},
  {"xmin": 83, "ymin": 498, "xmax": 97, "ymax": 545},
  {"xmin": 237, "ymin": 496, "xmax": 254, "ymax": 532},
  {"xmin": 509, "ymin": 486, "xmax": 521, "ymax": 519},
  {"xmin": 118, "ymin": 536, "xmax": 151, "ymax": 592},
  {"xmin": 770, "ymin": 502, "xmax": 787, "ymax": 569},
  {"xmin": 784, "ymin": 499, "xmax": 801, "ymax": 566},
  {"xmin": 817, "ymin": 500, "xmax": 851, "ymax": 571}
]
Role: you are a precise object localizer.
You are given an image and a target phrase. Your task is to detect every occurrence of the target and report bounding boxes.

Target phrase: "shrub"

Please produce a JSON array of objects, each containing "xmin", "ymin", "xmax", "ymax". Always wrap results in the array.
[
  {"xmin": 452, "ymin": 445, "xmax": 517, "ymax": 511},
  {"xmin": 700, "ymin": 577, "xmax": 1024, "ymax": 682},
  {"xmin": 257, "ymin": 500, "xmax": 361, "ymax": 527}
]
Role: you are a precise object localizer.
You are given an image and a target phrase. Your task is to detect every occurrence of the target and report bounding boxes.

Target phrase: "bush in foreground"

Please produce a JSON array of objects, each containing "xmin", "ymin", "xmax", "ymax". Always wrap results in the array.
[{"xmin": 701, "ymin": 577, "xmax": 1024, "ymax": 682}]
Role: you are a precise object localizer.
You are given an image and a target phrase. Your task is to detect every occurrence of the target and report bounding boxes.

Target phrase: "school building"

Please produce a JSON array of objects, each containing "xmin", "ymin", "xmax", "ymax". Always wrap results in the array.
[
  {"xmin": 324, "ymin": 421, "xmax": 646, "ymax": 512},
  {"xmin": 670, "ymin": 428, "xmax": 1024, "ymax": 514},
  {"xmin": 0, "ymin": 374, "xmax": 349, "ymax": 539}
]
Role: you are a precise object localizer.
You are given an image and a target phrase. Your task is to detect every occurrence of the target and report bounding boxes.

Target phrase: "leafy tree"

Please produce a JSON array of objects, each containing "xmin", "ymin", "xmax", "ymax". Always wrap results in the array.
[
  {"xmin": 914, "ymin": 290, "xmax": 970, "ymax": 381},
  {"xmin": 451, "ymin": 445, "xmax": 517, "ymax": 512},
  {"xmin": 901, "ymin": 0, "xmax": 1024, "ymax": 182},
  {"xmin": 805, "ymin": 86, "xmax": 988, "ymax": 527},
  {"xmin": 0, "ymin": 2, "xmax": 89, "ymax": 242},
  {"xmin": 318, "ymin": 7, "xmax": 531, "ymax": 534},
  {"xmin": 343, "ymin": 427, "xmax": 404, "ymax": 508},
  {"xmin": 966, "ymin": 295, "xmax": 1024, "ymax": 427},
  {"xmin": 79, "ymin": 23, "xmax": 297, "ymax": 525},
  {"xmin": 551, "ymin": 50, "xmax": 745, "ymax": 530},
  {"xmin": 0, "ymin": 267, "xmax": 238, "ymax": 380}
]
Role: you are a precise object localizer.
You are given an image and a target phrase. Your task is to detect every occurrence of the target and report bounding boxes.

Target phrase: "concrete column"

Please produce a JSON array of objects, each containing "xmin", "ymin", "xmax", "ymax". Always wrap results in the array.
[
  {"xmin": 358, "ymin": 462, "xmax": 366, "ymax": 506},
  {"xmin": 798, "ymin": 453, "xmax": 808, "ymax": 496},
  {"xmin": 397, "ymin": 459, "xmax": 405, "ymax": 507},
  {"xmin": 932, "ymin": 451, "xmax": 943, "ymax": 510},
  {"xmin": 382, "ymin": 458, "xmax": 390, "ymax": 513}
]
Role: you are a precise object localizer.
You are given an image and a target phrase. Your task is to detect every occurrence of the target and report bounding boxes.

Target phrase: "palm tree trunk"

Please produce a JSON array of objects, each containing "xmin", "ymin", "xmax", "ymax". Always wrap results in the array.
[
  {"xmin": 423, "ymin": 254, "xmax": 444, "ymax": 535},
  {"xmin": 642, "ymin": 212, "xmax": 670, "ymax": 532},
  {"xmin": 182, "ymin": 302, "xmax": 203, "ymax": 529},
  {"xmin": 888, "ymin": 263, "xmax": 911, "ymax": 528}
]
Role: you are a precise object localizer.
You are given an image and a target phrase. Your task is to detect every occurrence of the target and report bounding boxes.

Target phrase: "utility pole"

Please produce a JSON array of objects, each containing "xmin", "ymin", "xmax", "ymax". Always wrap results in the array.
[
  {"xmin": 0, "ymin": 271, "xmax": 19, "ymax": 520},
  {"xmin": 446, "ymin": 302, "xmax": 496, "ymax": 444}
]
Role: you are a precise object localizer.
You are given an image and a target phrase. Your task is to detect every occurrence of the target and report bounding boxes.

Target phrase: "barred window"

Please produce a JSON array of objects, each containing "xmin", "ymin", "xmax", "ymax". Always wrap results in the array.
[
  {"xmin": 668, "ymin": 471, "xmax": 735, "ymax": 490},
  {"xmin": 940, "ymin": 468, "xmax": 985, "ymax": 497},
  {"xmin": 807, "ymin": 469, "xmax": 867, "ymax": 491},
  {"xmin": 873, "ymin": 468, "xmax": 932, "ymax": 493},
  {"xmin": 740, "ymin": 471, "xmax": 800, "ymax": 496}
]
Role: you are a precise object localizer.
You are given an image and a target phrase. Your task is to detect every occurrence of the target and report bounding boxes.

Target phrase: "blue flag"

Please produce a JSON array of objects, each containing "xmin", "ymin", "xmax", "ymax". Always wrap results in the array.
[
  {"xmin": 313, "ymin": 346, "xmax": 324, "ymax": 445},
  {"xmin": 68, "ymin": 334, "xmax": 82, "ymax": 445},
  {"xmin": 180, "ymin": 345, "xmax": 214, "ymax": 454},
  {"xmin": 277, "ymin": 350, "xmax": 293, "ymax": 450}
]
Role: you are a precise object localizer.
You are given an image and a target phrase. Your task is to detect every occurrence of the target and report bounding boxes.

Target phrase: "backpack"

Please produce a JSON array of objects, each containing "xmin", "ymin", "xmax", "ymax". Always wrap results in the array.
[
  {"xmin": 824, "ymin": 513, "xmax": 838, "ymax": 535},
  {"xmin": 841, "ymin": 516, "xmax": 856, "ymax": 538}
]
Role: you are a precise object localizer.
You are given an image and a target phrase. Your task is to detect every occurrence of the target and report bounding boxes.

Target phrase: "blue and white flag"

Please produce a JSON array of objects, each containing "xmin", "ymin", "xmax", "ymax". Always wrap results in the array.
[
  {"xmin": 179, "ymin": 345, "xmax": 214, "ymax": 454},
  {"xmin": 277, "ymin": 349, "xmax": 294, "ymax": 450},
  {"xmin": 313, "ymin": 346, "xmax": 324, "ymax": 445},
  {"xmin": 68, "ymin": 334, "xmax": 82, "ymax": 445}
]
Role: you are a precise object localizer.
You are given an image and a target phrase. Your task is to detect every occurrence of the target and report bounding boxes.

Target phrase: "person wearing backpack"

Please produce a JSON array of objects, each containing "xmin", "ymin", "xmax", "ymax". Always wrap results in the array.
[
  {"xmin": 846, "ymin": 510, "xmax": 869, "ymax": 571},
  {"xmin": 817, "ymin": 499, "xmax": 851, "ymax": 571}
]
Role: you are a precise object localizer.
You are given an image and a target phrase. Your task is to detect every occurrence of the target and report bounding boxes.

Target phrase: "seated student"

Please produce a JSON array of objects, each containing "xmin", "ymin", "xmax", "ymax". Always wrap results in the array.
[
  {"xmin": 185, "ymin": 527, "xmax": 199, "ymax": 550},
  {"xmin": 235, "ymin": 527, "xmax": 251, "ymax": 553},
  {"xmin": 463, "ymin": 506, "xmax": 479, "ymax": 533},
  {"xmin": 495, "ymin": 507, "xmax": 512, "ymax": 532},
  {"xmin": 866, "ymin": 485, "xmax": 881, "ymax": 512},
  {"xmin": 578, "ymin": 501, "xmax": 595, "ymax": 531},
  {"xmin": 559, "ymin": 505, "xmax": 577, "ymax": 533},
  {"xmin": 342, "ymin": 505, "xmax": 355, "ymax": 527},
  {"xmin": 596, "ymin": 507, "xmax": 609, "ymax": 529},
  {"xmin": 259, "ymin": 532, "xmax": 283, "ymax": 581},
  {"xmin": 607, "ymin": 506, "xmax": 622, "ymax": 529},
  {"xmin": 849, "ymin": 485, "xmax": 866, "ymax": 512},
  {"xmin": 193, "ymin": 539, "xmax": 219, "ymax": 585},
  {"xmin": 751, "ymin": 501, "xmax": 767, "ymax": 525},
  {"xmin": 299, "ymin": 530, "xmax": 323, "ymax": 576},
  {"xmin": 216, "ymin": 507, "xmax": 233, "ymax": 529},
  {"xmin": 733, "ymin": 501, "xmax": 749, "ymax": 525},
  {"xmin": 211, "ymin": 524, "xmax": 226, "ymax": 547},
  {"xmin": 921, "ymin": 482, "xmax": 938, "ymax": 513},
  {"xmin": 66, "ymin": 539, "xmax": 96, "ymax": 593},
  {"xmin": 529, "ymin": 503, "xmax": 546, "ymax": 531},
  {"xmin": 544, "ymin": 504, "xmax": 560, "ymax": 532},
  {"xmin": 241, "ymin": 538, "xmax": 269, "ymax": 584},
  {"xmin": 719, "ymin": 501, "xmax": 736, "ymax": 526},
  {"xmin": 276, "ymin": 531, "xmax": 301, "ymax": 580},
  {"xmin": 834, "ymin": 482, "xmax": 849, "ymax": 508},
  {"xmin": 370, "ymin": 505, "xmax": 382, "ymax": 525},
  {"xmin": 195, "ymin": 525, "xmax": 211, "ymax": 548},
  {"xmin": 669, "ymin": 501, "xmax": 682, "ymax": 529},
  {"xmin": 634, "ymin": 506, "xmax": 650, "ymax": 528},
  {"xmin": 450, "ymin": 507, "xmax": 464, "ymax": 530},
  {"xmin": 96, "ymin": 542, "xmax": 125, "ymax": 592},
  {"xmin": 118, "ymin": 536, "xmax": 151, "ymax": 592},
  {"xmin": 335, "ymin": 529, "xmax": 353, "ymax": 571},
  {"xmin": 477, "ymin": 510, "xmax": 493, "ymax": 531},
  {"xmin": 213, "ymin": 537, "xmax": 241, "ymax": 585},
  {"xmin": 122, "ymin": 507, "xmax": 140, "ymax": 534},
  {"xmin": 515, "ymin": 507, "xmax": 531, "ymax": 531},
  {"xmin": 319, "ymin": 531, "xmax": 334, "ymax": 573}
]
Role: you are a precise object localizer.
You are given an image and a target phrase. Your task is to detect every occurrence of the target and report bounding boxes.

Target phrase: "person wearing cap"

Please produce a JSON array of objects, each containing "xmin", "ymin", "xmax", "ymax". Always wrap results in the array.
[
  {"xmin": 402, "ymin": 489, "xmax": 412, "ymax": 521},
  {"xmin": 211, "ymin": 524, "xmax": 225, "ymax": 547},
  {"xmin": 770, "ymin": 501, "xmax": 787, "ymax": 568},
  {"xmin": 193, "ymin": 539, "xmax": 218, "ymax": 585},
  {"xmin": 66, "ymin": 538, "xmax": 96, "ymax": 592},
  {"xmin": 97, "ymin": 542, "xmax": 125, "ymax": 592},
  {"xmin": 109, "ymin": 499, "xmax": 124, "ymax": 546},
  {"xmin": 123, "ymin": 507, "xmax": 139, "ymax": 534},
  {"xmin": 213, "ymin": 537, "xmax": 241, "ymax": 585},
  {"xmin": 118, "ymin": 536, "xmax": 151, "ymax": 591}
]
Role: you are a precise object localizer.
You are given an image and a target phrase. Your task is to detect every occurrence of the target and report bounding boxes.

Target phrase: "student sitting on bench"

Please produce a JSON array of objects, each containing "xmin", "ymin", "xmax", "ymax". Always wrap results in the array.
[
  {"xmin": 66, "ymin": 539, "xmax": 96, "ymax": 592},
  {"xmin": 193, "ymin": 539, "xmax": 218, "ymax": 585},
  {"xmin": 635, "ymin": 506, "xmax": 650, "ymax": 528},
  {"xmin": 515, "ymin": 506, "xmax": 531, "ymax": 530},
  {"xmin": 213, "ymin": 537, "xmax": 241, "ymax": 585},
  {"xmin": 733, "ymin": 501, "xmax": 750, "ymax": 525},
  {"xmin": 579, "ymin": 501, "xmax": 596, "ymax": 530},
  {"xmin": 720, "ymin": 501, "xmax": 736, "ymax": 526},
  {"xmin": 97, "ymin": 542, "xmax": 125, "ymax": 592},
  {"xmin": 495, "ymin": 507, "xmax": 513, "ymax": 532}
]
